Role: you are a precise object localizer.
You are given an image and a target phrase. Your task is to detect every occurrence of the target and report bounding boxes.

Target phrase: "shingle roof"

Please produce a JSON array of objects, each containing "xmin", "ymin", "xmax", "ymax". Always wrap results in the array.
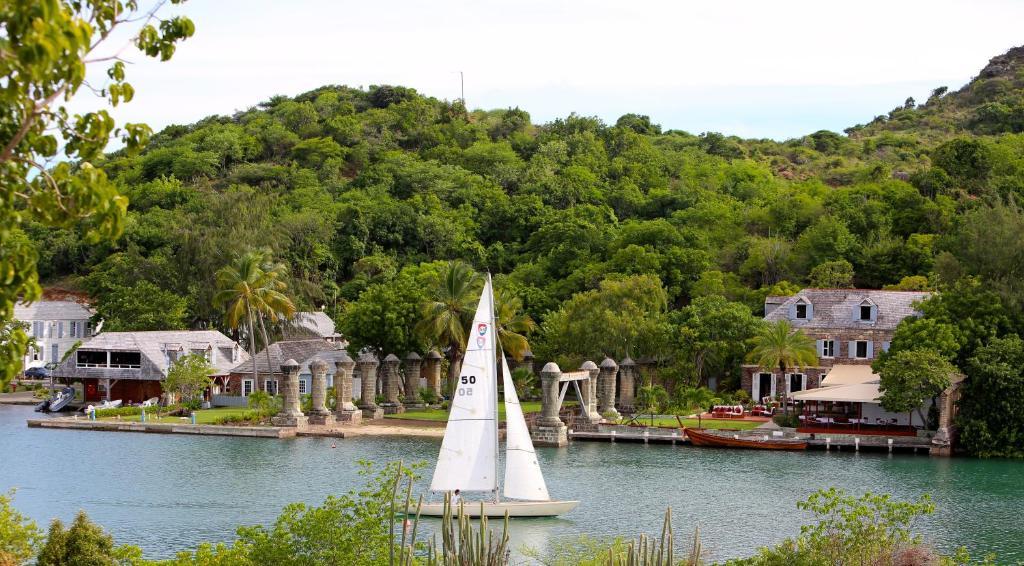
[
  {"xmin": 230, "ymin": 339, "xmax": 346, "ymax": 375},
  {"xmin": 73, "ymin": 330, "xmax": 245, "ymax": 376},
  {"xmin": 764, "ymin": 289, "xmax": 931, "ymax": 331},
  {"xmin": 14, "ymin": 300, "xmax": 93, "ymax": 321},
  {"xmin": 283, "ymin": 312, "xmax": 341, "ymax": 340}
]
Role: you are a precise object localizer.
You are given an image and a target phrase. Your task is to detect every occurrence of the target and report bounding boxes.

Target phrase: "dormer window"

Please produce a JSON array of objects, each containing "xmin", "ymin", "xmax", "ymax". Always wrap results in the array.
[
  {"xmin": 856, "ymin": 299, "xmax": 877, "ymax": 323},
  {"xmin": 796, "ymin": 304, "xmax": 808, "ymax": 319}
]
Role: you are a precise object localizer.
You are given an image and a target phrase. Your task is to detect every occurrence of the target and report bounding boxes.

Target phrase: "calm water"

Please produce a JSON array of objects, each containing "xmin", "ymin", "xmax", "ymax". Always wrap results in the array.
[{"xmin": 1, "ymin": 405, "xmax": 1022, "ymax": 563}]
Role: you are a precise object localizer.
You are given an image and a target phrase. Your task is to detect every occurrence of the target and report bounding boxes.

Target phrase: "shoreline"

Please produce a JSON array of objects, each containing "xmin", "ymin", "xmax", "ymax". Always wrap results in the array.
[{"xmin": 25, "ymin": 416, "xmax": 446, "ymax": 440}]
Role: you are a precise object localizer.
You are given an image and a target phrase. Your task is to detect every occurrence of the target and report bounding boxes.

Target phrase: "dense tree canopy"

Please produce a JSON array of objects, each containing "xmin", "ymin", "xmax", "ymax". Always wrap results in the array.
[
  {"xmin": 0, "ymin": 0, "xmax": 194, "ymax": 386},
  {"xmin": 15, "ymin": 41, "xmax": 1024, "ymax": 455}
]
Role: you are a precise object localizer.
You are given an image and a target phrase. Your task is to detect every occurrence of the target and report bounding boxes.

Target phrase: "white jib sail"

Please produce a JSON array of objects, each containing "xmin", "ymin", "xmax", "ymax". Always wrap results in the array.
[
  {"xmin": 430, "ymin": 278, "xmax": 498, "ymax": 493},
  {"xmin": 501, "ymin": 356, "xmax": 551, "ymax": 501}
]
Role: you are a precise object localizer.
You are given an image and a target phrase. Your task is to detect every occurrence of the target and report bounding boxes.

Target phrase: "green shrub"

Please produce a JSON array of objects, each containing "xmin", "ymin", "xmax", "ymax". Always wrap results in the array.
[
  {"xmin": 417, "ymin": 387, "xmax": 438, "ymax": 405},
  {"xmin": 773, "ymin": 413, "xmax": 800, "ymax": 428},
  {"xmin": 212, "ymin": 410, "xmax": 265, "ymax": 425},
  {"xmin": 94, "ymin": 404, "xmax": 179, "ymax": 418},
  {"xmin": 671, "ymin": 386, "xmax": 721, "ymax": 414}
]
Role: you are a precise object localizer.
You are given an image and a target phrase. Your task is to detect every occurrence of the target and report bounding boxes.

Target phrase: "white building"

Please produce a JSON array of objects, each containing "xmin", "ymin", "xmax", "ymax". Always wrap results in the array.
[{"xmin": 14, "ymin": 300, "xmax": 96, "ymax": 370}]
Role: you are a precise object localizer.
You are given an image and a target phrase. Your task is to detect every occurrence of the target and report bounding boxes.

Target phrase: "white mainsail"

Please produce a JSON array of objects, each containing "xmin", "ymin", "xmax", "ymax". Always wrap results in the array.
[
  {"xmin": 501, "ymin": 355, "xmax": 551, "ymax": 501},
  {"xmin": 430, "ymin": 278, "xmax": 498, "ymax": 493}
]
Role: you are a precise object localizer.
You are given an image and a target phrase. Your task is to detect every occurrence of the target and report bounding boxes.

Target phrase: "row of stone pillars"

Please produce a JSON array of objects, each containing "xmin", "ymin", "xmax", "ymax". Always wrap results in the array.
[
  {"xmin": 271, "ymin": 355, "xmax": 362, "ymax": 427},
  {"xmin": 269, "ymin": 350, "xmax": 451, "ymax": 427},
  {"xmin": 354, "ymin": 350, "xmax": 445, "ymax": 416}
]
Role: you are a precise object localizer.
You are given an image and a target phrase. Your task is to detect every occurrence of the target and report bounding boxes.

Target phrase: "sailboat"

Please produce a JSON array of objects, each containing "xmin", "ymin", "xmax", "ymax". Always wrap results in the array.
[{"xmin": 419, "ymin": 275, "xmax": 579, "ymax": 518}]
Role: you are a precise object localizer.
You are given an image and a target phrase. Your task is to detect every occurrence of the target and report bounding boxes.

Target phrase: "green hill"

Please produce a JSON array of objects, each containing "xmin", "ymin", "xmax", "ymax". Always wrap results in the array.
[{"xmin": 20, "ymin": 46, "xmax": 1024, "ymax": 375}]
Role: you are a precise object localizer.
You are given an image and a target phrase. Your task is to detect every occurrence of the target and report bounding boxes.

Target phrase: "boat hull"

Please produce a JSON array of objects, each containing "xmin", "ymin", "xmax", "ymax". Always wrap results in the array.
[
  {"xmin": 684, "ymin": 427, "xmax": 807, "ymax": 450},
  {"xmin": 417, "ymin": 499, "xmax": 579, "ymax": 517}
]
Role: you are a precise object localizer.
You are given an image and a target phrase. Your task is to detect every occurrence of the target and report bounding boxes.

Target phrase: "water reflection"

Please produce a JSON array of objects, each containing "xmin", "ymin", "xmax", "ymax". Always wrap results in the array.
[{"xmin": 1, "ymin": 405, "xmax": 1022, "ymax": 562}]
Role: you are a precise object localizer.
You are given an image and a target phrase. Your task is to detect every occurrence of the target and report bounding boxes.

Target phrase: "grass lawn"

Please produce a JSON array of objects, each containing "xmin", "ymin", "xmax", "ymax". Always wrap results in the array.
[
  {"xmin": 99, "ymin": 407, "xmax": 253, "ymax": 425},
  {"xmin": 628, "ymin": 416, "xmax": 763, "ymax": 431},
  {"xmin": 386, "ymin": 400, "xmax": 547, "ymax": 422}
]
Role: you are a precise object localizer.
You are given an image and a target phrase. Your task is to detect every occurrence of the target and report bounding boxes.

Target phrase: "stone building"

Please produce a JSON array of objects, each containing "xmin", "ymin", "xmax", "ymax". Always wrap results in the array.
[
  {"xmin": 53, "ymin": 330, "xmax": 246, "ymax": 403},
  {"xmin": 14, "ymin": 299, "xmax": 96, "ymax": 371},
  {"xmin": 226, "ymin": 339, "xmax": 348, "ymax": 397},
  {"xmin": 741, "ymin": 289, "xmax": 931, "ymax": 402}
]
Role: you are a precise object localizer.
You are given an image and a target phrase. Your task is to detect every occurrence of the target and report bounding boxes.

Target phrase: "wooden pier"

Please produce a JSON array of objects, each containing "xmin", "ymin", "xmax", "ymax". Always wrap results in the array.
[
  {"xmin": 568, "ymin": 428, "xmax": 689, "ymax": 445},
  {"xmin": 568, "ymin": 426, "xmax": 937, "ymax": 454}
]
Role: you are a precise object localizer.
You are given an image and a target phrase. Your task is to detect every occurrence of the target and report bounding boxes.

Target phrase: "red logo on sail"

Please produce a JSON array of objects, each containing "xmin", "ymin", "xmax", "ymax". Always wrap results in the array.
[{"xmin": 477, "ymin": 323, "xmax": 488, "ymax": 336}]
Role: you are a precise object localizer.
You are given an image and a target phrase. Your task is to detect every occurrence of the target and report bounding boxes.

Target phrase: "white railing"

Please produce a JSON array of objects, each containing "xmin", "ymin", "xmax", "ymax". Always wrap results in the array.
[{"xmin": 76, "ymin": 363, "xmax": 141, "ymax": 369}]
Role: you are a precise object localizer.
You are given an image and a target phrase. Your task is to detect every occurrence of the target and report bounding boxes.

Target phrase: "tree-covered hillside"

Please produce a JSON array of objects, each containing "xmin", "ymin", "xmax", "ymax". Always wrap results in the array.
[{"xmin": 19, "ymin": 47, "xmax": 1024, "ymax": 393}]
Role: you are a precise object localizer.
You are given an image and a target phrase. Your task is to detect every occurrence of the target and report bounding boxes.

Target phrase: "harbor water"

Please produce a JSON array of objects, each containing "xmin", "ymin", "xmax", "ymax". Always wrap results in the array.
[{"xmin": 1, "ymin": 405, "xmax": 1021, "ymax": 562}]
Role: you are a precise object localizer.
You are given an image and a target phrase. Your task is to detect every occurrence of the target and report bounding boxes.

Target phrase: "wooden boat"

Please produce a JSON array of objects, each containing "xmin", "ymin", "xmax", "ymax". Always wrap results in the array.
[{"xmin": 683, "ymin": 427, "xmax": 807, "ymax": 450}]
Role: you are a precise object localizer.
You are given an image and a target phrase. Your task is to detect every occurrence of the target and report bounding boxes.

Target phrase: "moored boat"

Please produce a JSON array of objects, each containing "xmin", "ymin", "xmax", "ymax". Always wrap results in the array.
[
  {"xmin": 683, "ymin": 427, "xmax": 808, "ymax": 450},
  {"xmin": 421, "ymin": 275, "xmax": 578, "ymax": 518}
]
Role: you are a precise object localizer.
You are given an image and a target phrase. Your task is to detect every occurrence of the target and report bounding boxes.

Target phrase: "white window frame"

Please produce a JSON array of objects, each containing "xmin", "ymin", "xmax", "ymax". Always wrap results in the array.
[
  {"xmin": 242, "ymin": 379, "xmax": 254, "ymax": 396},
  {"xmin": 795, "ymin": 303, "xmax": 808, "ymax": 319},
  {"xmin": 298, "ymin": 378, "xmax": 307, "ymax": 395},
  {"xmin": 787, "ymin": 373, "xmax": 807, "ymax": 394},
  {"xmin": 822, "ymin": 340, "xmax": 835, "ymax": 358},
  {"xmin": 854, "ymin": 340, "xmax": 869, "ymax": 359},
  {"xmin": 753, "ymin": 372, "xmax": 776, "ymax": 402},
  {"xmin": 265, "ymin": 379, "xmax": 279, "ymax": 396}
]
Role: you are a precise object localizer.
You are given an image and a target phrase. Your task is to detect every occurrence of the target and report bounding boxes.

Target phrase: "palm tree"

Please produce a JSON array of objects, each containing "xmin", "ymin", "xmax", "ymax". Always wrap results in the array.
[
  {"xmin": 493, "ymin": 287, "xmax": 536, "ymax": 362},
  {"xmin": 747, "ymin": 320, "xmax": 817, "ymax": 415},
  {"xmin": 416, "ymin": 261, "xmax": 481, "ymax": 389},
  {"xmin": 214, "ymin": 250, "xmax": 296, "ymax": 389}
]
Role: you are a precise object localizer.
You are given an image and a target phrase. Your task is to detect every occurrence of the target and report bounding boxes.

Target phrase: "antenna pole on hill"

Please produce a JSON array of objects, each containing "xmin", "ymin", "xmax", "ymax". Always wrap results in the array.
[{"xmin": 460, "ymin": 71, "xmax": 465, "ymax": 107}]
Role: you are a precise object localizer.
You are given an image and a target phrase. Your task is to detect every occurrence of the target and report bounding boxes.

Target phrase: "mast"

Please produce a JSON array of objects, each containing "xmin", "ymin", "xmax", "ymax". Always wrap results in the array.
[{"xmin": 488, "ymin": 272, "xmax": 500, "ymax": 504}]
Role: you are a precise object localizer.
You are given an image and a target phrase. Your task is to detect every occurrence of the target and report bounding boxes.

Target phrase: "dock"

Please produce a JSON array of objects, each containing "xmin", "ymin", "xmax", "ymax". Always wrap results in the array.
[
  {"xmin": 569, "ymin": 426, "xmax": 689, "ymax": 445},
  {"xmin": 568, "ymin": 425, "xmax": 937, "ymax": 454},
  {"xmin": 27, "ymin": 418, "xmax": 295, "ymax": 438}
]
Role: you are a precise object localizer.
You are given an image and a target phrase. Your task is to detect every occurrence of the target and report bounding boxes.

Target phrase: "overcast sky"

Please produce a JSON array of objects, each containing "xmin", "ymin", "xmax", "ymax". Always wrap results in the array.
[{"xmin": 86, "ymin": 0, "xmax": 1024, "ymax": 141}]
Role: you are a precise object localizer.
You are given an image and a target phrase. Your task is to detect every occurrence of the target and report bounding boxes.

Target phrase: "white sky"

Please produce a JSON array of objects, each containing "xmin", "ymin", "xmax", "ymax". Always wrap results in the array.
[{"xmin": 83, "ymin": 0, "xmax": 1024, "ymax": 141}]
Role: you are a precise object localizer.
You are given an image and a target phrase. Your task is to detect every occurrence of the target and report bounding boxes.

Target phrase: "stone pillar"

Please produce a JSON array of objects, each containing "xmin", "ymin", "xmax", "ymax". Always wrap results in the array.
[
  {"xmin": 381, "ymin": 354, "xmax": 404, "ymax": 414},
  {"xmin": 307, "ymin": 358, "xmax": 334, "ymax": 426},
  {"xmin": 424, "ymin": 350, "xmax": 443, "ymax": 400},
  {"xmin": 334, "ymin": 352, "xmax": 361, "ymax": 423},
  {"xmin": 404, "ymin": 352, "xmax": 422, "ymax": 407},
  {"xmin": 579, "ymin": 361, "xmax": 602, "ymax": 424},
  {"xmin": 931, "ymin": 374, "xmax": 965, "ymax": 456},
  {"xmin": 519, "ymin": 350, "xmax": 535, "ymax": 374},
  {"xmin": 598, "ymin": 357, "xmax": 620, "ymax": 419},
  {"xmin": 272, "ymin": 359, "xmax": 308, "ymax": 427},
  {"xmin": 357, "ymin": 353, "xmax": 382, "ymax": 420},
  {"xmin": 532, "ymin": 362, "xmax": 568, "ymax": 447},
  {"xmin": 617, "ymin": 357, "xmax": 636, "ymax": 413}
]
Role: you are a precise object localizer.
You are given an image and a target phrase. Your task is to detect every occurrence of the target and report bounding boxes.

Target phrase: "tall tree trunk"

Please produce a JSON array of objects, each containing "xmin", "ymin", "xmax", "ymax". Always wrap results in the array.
[
  {"xmin": 448, "ymin": 350, "xmax": 463, "ymax": 398},
  {"xmin": 779, "ymin": 362, "xmax": 789, "ymax": 417},
  {"xmin": 246, "ymin": 300, "xmax": 258, "ymax": 391},
  {"xmin": 257, "ymin": 312, "xmax": 275, "ymax": 393}
]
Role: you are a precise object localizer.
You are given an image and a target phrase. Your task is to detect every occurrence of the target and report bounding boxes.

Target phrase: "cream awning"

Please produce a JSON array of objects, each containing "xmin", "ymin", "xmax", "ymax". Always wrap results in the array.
[
  {"xmin": 820, "ymin": 364, "xmax": 878, "ymax": 387},
  {"xmin": 792, "ymin": 382, "xmax": 881, "ymax": 403}
]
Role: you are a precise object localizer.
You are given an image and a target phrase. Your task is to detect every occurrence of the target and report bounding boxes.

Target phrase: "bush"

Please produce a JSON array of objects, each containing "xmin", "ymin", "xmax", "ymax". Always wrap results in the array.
[
  {"xmin": 37, "ymin": 511, "xmax": 141, "ymax": 565},
  {"xmin": 671, "ymin": 386, "xmax": 721, "ymax": 414},
  {"xmin": 417, "ymin": 387, "xmax": 438, "ymax": 405},
  {"xmin": 213, "ymin": 410, "xmax": 265, "ymax": 425},
  {"xmin": 773, "ymin": 413, "xmax": 800, "ymax": 428},
  {"xmin": 732, "ymin": 488, "xmax": 936, "ymax": 566},
  {"xmin": 94, "ymin": 404, "xmax": 179, "ymax": 418}
]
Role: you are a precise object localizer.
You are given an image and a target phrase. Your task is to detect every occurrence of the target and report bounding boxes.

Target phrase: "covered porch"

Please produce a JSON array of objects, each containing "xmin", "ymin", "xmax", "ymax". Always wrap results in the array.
[{"xmin": 790, "ymin": 364, "xmax": 925, "ymax": 437}]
